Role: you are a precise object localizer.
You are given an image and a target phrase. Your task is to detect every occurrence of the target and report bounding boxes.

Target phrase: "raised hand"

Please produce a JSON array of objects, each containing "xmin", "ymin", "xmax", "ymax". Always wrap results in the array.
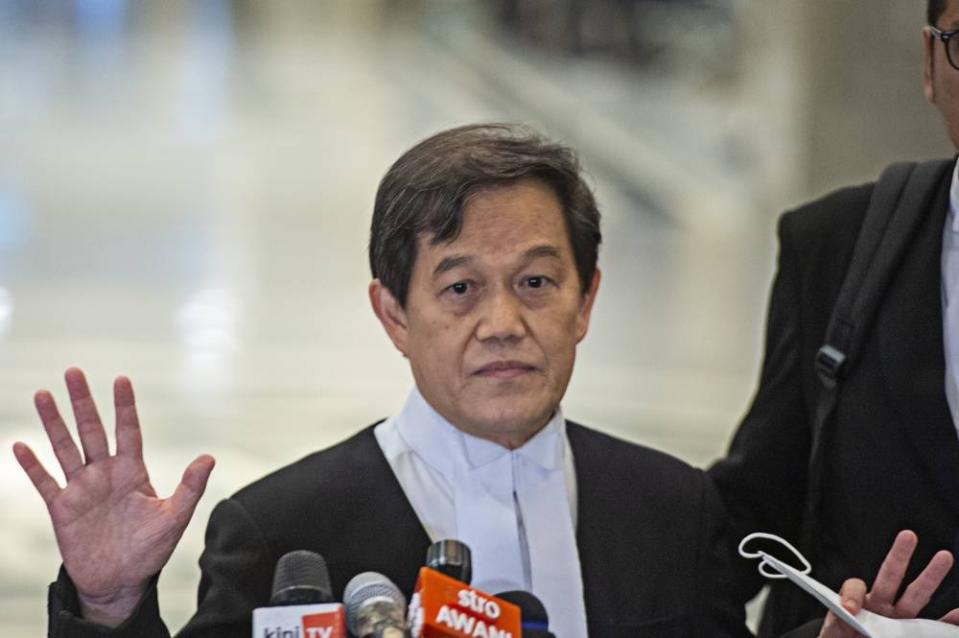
[
  {"xmin": 12, "ymin": 368, "xmax": 215, "ymax": 627},
  {"xmin": 819, "ymin": 530, "xmax": 957, "ymax": 637}
]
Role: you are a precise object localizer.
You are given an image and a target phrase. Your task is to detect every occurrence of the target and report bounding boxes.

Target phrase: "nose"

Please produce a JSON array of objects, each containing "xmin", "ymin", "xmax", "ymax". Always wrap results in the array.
[{"xmin": 475, "ymin": 287, "xmax": 527, "ymax": 343}]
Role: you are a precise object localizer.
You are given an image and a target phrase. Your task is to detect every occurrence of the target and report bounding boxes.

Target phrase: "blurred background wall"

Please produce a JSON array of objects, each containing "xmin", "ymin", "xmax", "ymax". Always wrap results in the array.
[
  {"xmin": 0, "ymin": 0, "xmax": 951, "ymax": 633},
  {"xmin": 742, "ymin": 0, "xmax": 952, "ymax": 211}
]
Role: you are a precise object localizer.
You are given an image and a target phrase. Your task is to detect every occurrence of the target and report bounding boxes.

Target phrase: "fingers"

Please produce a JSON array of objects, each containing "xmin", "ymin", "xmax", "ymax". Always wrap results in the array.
[
  {"xmin": 65, "ymin": 368, "xmax": 110, "ymax": 463},
  {"xmin": 113, "ymin": 376, "xmax": 143, "ymax": 460},
  {"xmin": 896, "ymin": 549, "xmax": 954, "ymax": 616},
  {"xmin": 869, "ymin": 530, "xmax": 918, "ymax": 604},
  {"xmin": 169, "ymin": 455, "xmax": 215, "ymax": 523},
  {"xmin": 12, "ymin": 442, "xmax": 62, "ymax": 506},
  {"xmin": 34, "ymin": 390, "xmax": 84, "ymax": 480}
]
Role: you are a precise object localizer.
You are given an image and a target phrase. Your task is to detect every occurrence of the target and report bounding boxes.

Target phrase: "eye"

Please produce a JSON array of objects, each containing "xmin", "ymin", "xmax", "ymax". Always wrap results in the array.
[
  {"xmin": 448, "ymin": 281, "xmax": 470, "ymax": 295},
  {"xmin": 523, "ymin": 276, "xmax": 550, "ymax": 289}
]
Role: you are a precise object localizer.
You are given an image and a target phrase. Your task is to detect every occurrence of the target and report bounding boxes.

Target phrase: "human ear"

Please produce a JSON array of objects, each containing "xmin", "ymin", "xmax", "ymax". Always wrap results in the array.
[
  {"xmin": 369, "ymin": 279, "xmax": 409, "ymax": 356},
  {"xmin": 575, "ymin": 268, "xmax": 601, "ymax": 343}
]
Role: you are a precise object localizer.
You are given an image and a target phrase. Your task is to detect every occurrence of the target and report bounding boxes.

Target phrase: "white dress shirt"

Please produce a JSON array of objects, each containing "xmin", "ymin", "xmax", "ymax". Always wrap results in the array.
[
  {"xmin": 945, "ymin": 161, "xmax": 959, "ymax": 435},
  {"xmin": 374, "ymin": 387, "xmax": 588, "ymax": 638}
]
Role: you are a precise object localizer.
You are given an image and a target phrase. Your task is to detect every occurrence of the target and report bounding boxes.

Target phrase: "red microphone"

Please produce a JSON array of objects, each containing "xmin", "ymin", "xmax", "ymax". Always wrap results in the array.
[{"xmin": 407, "ymin": 567, "xmax": 521, "ymax": 638}]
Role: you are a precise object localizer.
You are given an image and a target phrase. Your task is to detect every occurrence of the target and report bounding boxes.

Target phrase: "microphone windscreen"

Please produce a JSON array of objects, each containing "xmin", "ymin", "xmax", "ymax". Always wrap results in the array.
[
  {"xmin": 270, "ymin": 550, "xmax": 333, "ymax": 605},
  {"xmin": 343, "ymin": 572, "xmax": 406, "ymax": 637},
  {"xmin": 425, "ymin": 539, "xmax": 472, "ymax": 585},
  {"xmin": 495, "ymin": 590, "xmax": 553, "ymax": 637}
]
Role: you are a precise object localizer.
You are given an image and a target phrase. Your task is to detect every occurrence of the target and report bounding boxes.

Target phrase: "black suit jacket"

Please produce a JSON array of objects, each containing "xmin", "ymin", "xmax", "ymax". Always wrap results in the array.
[
  {"xmin": 709, "ymin": 162, "xmax": 959, "ymax": 636},
  {"xmin": 49, "ymin": 421, "xmax": 750, "ymax": 637}
]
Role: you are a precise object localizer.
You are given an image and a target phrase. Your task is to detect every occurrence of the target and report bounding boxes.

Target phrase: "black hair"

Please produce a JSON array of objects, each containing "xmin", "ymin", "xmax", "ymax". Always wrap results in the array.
[
  {"xmin": 369, "ymin": 124, "xmax": 602, "ymax": 306},
  {"xmin": 929, "ymin": 0, "xmax": 948, "ymax": 26}
]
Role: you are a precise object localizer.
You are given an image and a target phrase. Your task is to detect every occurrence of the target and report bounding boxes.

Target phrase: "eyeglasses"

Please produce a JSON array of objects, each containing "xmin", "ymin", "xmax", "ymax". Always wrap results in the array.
[{"xmin": 929, "ymin": 25, "xmax": 959, "ymax": 71}]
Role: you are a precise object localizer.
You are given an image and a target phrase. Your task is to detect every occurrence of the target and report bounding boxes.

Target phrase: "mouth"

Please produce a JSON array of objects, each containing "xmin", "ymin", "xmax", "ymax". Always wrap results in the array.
[{"xmin": 473, "ymin": 360, "xmax": 539, "ymax": 380}]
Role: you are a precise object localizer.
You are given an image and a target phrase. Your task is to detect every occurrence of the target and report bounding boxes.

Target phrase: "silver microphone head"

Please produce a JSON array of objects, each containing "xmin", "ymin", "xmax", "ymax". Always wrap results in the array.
[{"xmin": 343, "ymin": 572, "xmax": 406, "ymax": 637}]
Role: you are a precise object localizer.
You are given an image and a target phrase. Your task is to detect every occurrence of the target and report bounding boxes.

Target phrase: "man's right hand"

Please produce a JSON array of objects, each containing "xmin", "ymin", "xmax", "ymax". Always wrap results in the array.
[
  {"xmin": 818, "ymin": 530, "xmax": 959, "ymax": 638},
  {"xmin": 12, "ymin": 368, "xmax": 215, "ymax": 627}
]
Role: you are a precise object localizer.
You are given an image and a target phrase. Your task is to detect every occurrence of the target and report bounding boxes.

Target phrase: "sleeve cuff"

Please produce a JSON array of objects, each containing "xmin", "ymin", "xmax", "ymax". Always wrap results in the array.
[{"xmin": 48, "ymin": 566, "xmax": 170, "ymax": 638}]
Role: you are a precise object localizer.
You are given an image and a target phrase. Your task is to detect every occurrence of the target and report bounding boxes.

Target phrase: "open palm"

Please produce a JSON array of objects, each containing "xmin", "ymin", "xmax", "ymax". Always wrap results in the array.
[{"xmin": 13, "ymin": 368, "xmax": 214, "ymax": 626}]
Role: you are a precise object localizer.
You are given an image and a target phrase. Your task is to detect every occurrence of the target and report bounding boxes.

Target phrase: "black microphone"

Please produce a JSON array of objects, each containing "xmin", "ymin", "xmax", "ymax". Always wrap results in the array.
[
  {"xmin": 343, "ymin": 571, "xmax": 408, "ymax": 638},
  {"xmin": 271, "ymin": 549, "xmax": 334, "ymax": 605},
  {"xmin": 425, "ymin": 539, "xmax": 472, "ymax": 585},
  {"xmin": 495, "ymin": 590, "xmax": 555, "ymax": 638},
  {"xmin": 252, "ymin": 550, "xmax": 347, "ymax": 637}
]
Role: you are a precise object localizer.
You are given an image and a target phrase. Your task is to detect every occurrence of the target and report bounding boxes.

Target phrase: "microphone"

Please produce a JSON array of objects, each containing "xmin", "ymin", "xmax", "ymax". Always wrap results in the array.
[
  {"xmin": 425, "ymin": 539, "xmax": 472, "ymax": 585},
  {"xmin": 271, "ymin": 549, "xmax": 334, "ymax": 605},
  {"xmin": 343, "ymin": 572, "xmax": 408, "ymax": 638},
  {"xmin": 494, "ymin": 591, "xmax": 555, "ymax": 638},
  {"xmin": 407, "ymin": 567, "xmax": 521, "ymax": 638},
  {"xmin": 252, "ymin": 550, "xmax": 347, "ymax": 638}
]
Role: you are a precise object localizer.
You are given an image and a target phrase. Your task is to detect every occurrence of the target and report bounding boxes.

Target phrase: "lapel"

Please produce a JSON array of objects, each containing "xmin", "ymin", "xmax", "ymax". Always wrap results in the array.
[
  {"xmin": 567, "ymin": 423, "xmax": 626, "ymax": 621},
  {"xmin": 345, "ymin": 426, "xmax": 433, "ymax": 595},
  {"xmin": 876, "ymin": 170, "xmax": 959, "ymax": 513},
  {"xmin": 566, "ymin": 423, "xmax": 701, "ymax": 635}
]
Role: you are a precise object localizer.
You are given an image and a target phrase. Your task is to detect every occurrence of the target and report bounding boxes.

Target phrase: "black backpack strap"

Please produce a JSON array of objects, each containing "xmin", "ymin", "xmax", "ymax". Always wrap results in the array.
[{"xmin": 800, "ymin": 159, "xmax": 954, "ymax": 557}]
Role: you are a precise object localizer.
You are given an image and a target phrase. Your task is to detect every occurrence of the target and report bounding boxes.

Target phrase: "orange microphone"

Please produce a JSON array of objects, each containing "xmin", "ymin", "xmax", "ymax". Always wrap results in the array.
[{"xmin": 407, "ymin": 567, "xmax": 521, "ymax": 638}]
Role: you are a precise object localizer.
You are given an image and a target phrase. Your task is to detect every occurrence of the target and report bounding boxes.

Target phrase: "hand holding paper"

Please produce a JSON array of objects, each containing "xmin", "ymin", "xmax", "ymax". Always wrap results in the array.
[
  {"xmin": 818, "ymin": 531, "xmax": 959, "ymax": 638},
  {"xmin": 739, "ymin": 531, "xmax": 959, "ymax": 638}
]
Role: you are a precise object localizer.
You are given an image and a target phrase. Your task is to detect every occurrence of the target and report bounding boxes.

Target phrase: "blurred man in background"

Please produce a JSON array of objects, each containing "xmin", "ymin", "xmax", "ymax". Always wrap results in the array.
[{"xmin": 711, "ymin": 0, "xmax": 959, "ymax": 634}]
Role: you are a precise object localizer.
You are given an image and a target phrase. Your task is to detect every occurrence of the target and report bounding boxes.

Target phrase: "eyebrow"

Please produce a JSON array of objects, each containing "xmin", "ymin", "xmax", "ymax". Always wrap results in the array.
[
  {"xmin": 433, "ymin": 255, "xmax": 473, "ymax": 278},
  {"xmin": 431, "ymin": 245, "xmax": 563, "ymax": 279},
  {"xmin": 524, "ymin": 245, "xmax": 562, "ymax": 261}
]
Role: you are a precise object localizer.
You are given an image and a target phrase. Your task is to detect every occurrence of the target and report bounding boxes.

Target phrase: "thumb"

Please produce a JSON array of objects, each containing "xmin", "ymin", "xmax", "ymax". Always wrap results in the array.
[
  {"xmin": 169, "ymin": 454, "xmax": 215, "ymax": 522},
  {"xmin": 817, "ymin": 579, "xmax": 867, "ymax": 638},
  {"xmin": 839, "ymin": 578, "xmax": 866, "ymax": 615}
]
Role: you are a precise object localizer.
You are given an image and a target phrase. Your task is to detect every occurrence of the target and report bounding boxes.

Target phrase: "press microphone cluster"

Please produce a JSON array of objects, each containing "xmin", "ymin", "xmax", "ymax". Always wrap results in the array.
[
  {"xmin": 252, "ymin": 550, "xmax": 347, "ymax": 638},
  {"xmin": 252, "ymin": 540, "xmax": 556, "ymax": 638}
]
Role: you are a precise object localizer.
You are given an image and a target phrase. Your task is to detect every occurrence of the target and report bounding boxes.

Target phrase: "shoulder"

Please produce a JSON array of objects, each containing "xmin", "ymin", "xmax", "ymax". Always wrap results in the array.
[
  {"xmin": 229, "ymin": 423, "xmax": 387, "ymax": 516},
  {"xmin": 778, "ymin": 181, "xmax": 873, "ymax": 258},
  {"xmin": 566, "ymin": 421, "xmax": 705, "ymax": 492},
  {"xmin": 566, "ymin": 422, "xmax": 720, "ymax": 550},
  {"xmin": 778, "ymin": 157, "xmax": 952, "ymax": 256},
  {"xmin": 771, "ymin": 183, "xmax": 875, "ymax": 312}
]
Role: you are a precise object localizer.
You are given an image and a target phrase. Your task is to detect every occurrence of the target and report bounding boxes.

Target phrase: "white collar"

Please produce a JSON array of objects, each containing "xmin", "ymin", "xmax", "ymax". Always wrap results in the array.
[
  {"xmin": 381, "ymin": 387, "xmax": 588, "ymax": 637},
  {"xmin": 394, "ymin": 386, "xmax": 566, "ymax": 478}
]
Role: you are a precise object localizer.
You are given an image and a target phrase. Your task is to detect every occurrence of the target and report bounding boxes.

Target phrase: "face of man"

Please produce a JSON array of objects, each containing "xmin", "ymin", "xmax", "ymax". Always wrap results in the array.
[
  {"xmin": 925, "ymin": 0, "xmax": 959, "ymax": 149},
  {"xmin": 370, "ymin": 178, "xmax": 600, "ymax": 449}
]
